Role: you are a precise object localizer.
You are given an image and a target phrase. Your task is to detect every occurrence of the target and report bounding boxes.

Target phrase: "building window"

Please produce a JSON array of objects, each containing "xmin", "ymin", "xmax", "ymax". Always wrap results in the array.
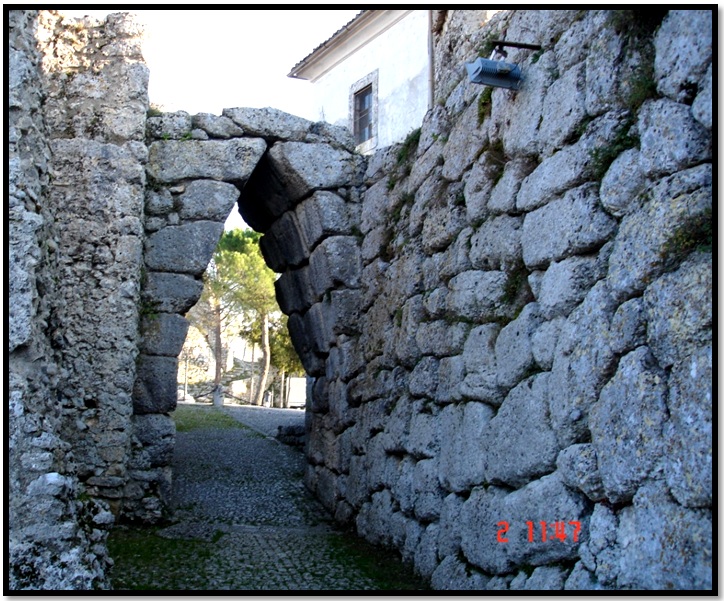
[
  {"xmin": 354, "ymin": 85, "xmax": 373, "ymax": 144},
  {"xmin": 349, "ymin": 70, "xmax": 378, "ymax": 153}
]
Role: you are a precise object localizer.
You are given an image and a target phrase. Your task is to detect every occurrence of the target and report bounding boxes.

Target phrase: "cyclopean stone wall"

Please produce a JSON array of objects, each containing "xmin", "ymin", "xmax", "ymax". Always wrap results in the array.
[
  {"xmin": 297, "ymin": 9, "xmax": 713, "ymax": 591},
  {"xmin": 9, "ymin": 8, "xmax": 712, "ymax": 591}
]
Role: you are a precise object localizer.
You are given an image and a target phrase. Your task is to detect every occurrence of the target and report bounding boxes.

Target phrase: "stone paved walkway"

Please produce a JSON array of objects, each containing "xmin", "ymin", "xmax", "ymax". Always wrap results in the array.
[{"xmin": 108, "ymin": 404, "xmax": 426, "ymax": 591}]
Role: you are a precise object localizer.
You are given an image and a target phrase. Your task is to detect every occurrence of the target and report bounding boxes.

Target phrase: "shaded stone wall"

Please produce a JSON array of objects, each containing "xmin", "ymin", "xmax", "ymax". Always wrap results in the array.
[
  {"xmin": 9, "ymin": 8, "xmax": 712, "ymax": 591},
  {"xmin": 300, "ymin": 9, "xmax": 713, "ymax": 590}
]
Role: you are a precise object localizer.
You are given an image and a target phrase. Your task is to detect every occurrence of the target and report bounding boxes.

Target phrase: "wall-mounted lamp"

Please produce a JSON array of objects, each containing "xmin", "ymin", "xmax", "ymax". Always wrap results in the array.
[{"xmin": 465, "ymin": 40, "xmax": 542, "ymax": 91}]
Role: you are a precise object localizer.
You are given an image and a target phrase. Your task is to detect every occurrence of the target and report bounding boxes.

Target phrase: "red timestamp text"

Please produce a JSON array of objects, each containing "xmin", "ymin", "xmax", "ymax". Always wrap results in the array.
[{"xmin": 496, "ymin": 521, "xmax": 581, "ymax": 543}]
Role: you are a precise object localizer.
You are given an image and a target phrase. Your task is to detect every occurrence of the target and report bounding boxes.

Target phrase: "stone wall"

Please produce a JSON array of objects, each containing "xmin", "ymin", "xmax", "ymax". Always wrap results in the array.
[
  {"xmin": 299, "ymin": 9, "xmax": 713, "ymax": 590},
  {"xmin": 8, "ymin": 8, "xmax": 712, "ymax": 591}
]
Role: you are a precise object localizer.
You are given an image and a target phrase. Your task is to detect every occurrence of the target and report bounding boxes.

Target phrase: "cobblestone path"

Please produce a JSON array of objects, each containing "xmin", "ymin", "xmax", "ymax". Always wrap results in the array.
[{"xmin": 108, "ymin": 404, "xmax": 426, "ymax": 591}]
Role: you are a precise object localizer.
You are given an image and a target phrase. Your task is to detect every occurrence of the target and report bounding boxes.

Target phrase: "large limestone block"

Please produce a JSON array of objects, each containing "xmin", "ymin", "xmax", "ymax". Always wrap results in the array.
[
  {"xmin": 437, "ymin": 493, "xmax": 465, "ymax": 559},
  {"xmin": 308, "ymin": 236, "xmax": 361, "ymax": 300},
  {"xmin": 268, "ymin": 141, "xmax": 363, "ymax": 204},
  {"xmin": 461, "ymin": 152, "xmax": 501, "ymax": 224},
  {"xmin": 142, "ymin": 272, "xmax": 204, "ymax": 314},
  {"xmin": 522, "ymin": 183, "xmax": 616, "ymax": 269},
  {"xmin": 130, "ymin": 414, "xmax": 175, "ymax": 469},
  {"xmin": 442, "ymin": 98, "xmax": 487, "ymax": 182},
  {"xmin": 487, "ymin": 158, "xmax": 536, "ymax": 216},
  {"xmin": 140, "ymin": 313, "xmax": 189, "ymax": 357},
  {"xmin": 548, "ymin": 281, "xmax": 618, "ymax": 447},
  {"xmin": 664, "ymin": 345, "xmax": 712, "ymax": 508},
  {"xmin": 692, "ymin": 64, "xmax": 712, "ymax": 129},
  {"xmin": 495, "ymin": 303, "xmax": 543, "ymax": 389},
  {"xmin": 599, "ymin": 148, "xmax": 646, "ymax": 217},
  {"xmin": 461, "ymin": 473, "xmax": 589, "ymax": 574},
  {"xmin": 222, "ymin": 106, "xmax": 312, "ymax": 141},
  {"xmin": 482, "ymin": 374, "xmax": 560, "ymax": 488},
  {"xmin": 589, "ymin": 347, "xmax": 667, "ymax": 504},
  {"xmin": 538, "ymin": 255, "xmax": 604, "ymax": 319},
  {"xmin": 431, "ymin": 554, "xmax": 490, "ymax": 590},
  {"xmin": 259, "ymin": 211, "xmax": 308, "ymax": 272},
  {"xmin": 192, "ymin": 113, "xmax": 244, "ymax": 139},
  {"xmin": 446, "ymin": 270, "xmax": 508, "ymax": 322},
  {"xmin": 421, "ymin": 184, "xmax": 467, "ymax": 255},
  {"xmin": 643, "ymin": 252, "xmax": 712, "ymax": 369},
  {"xmin": 287, "ymin": 312, "xmax": 324, "ymax": 376},
  {"xmin": 617, "ymin": 480, "xmax": 712, "ymax": 589},
  {"xmin": 177, "ymin": 179, "xmax": 240, "ymax": 222},
  {"xmin": 461, "ymin": 323, "xmax": 503, "ymax": 404},
  {"xmin": 654, "ymin": 10, "xmax": 713, "ymax": 104},
  {"xmin": 145, "ymin": 221, "xmax": 223, "ymax": 276},
  {"xmin": 608, "ymin": 164, "xmax": 712, "ymax": 299},
  {"xmin": 637, "ymin": 99, "xmax": 711, "ymax": 177},
  {"xmin": 557, "ymin": 443, "xmax": 605, "ymax": 502},
  {"xmin": 539, "ymin": 61, "xmax": 587, "ymax": 157},
  {"xmin": 133, "ymin": 354, "xmax": 178, "ymax": 414},
  {"xmin": 146, "ymin": 111, "xmax": 192, "ymax": 140},
  {"xmin": 274, "ymin": 267, "xmax": 314, "ymax": 315},
  {"xmin": 295, "ymin": 191, "xmax": 351, "ymax": 250},
  {"xmin": 147, "ymin": 138, "xmax": 266, "ymax": 183},
  {"xmin": 438, "ymin": 402, "xmax": 493, "ymax": 492},
  {"xmin": 360, "ymin": 179, "xmax": 391, "ymax": 235},
  {"xmin": 470, "ymin": 215, "xmax": 523, "ymax": 271}
]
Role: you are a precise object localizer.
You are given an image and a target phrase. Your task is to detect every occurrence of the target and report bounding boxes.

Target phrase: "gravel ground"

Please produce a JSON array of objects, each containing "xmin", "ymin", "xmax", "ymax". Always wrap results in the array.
[{"xmin": 108, "ymin": 404, "xmax": 426, "ymax": 591}]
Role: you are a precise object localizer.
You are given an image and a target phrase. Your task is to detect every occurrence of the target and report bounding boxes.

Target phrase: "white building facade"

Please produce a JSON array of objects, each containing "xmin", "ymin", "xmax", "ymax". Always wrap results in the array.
[{"xmin": 289, "ymin": 10, "xmax": 432, "ymax": 154}]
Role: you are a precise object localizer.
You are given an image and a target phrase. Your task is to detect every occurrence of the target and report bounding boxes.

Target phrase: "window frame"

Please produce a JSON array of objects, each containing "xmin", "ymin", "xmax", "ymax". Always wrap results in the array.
[{"xmin": 349, "ymin": 70, "xmax": 378, "ymax": 154}]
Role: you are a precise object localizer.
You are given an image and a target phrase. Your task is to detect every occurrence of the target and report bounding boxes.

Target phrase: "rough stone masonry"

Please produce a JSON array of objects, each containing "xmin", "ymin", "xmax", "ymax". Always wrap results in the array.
[{"xmin": 8, "ymin": 9, "xmax": 712, "ymax": 591}]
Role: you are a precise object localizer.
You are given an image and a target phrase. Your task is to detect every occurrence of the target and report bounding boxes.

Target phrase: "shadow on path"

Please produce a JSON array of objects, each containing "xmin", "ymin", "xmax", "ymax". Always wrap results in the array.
[{"xmin": 108, "ymin": 404, "xmax": 427, "ymax": 591}]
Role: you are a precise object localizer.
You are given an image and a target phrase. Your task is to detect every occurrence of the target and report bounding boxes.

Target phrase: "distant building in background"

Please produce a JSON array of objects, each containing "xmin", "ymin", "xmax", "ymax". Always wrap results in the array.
[{"xmin": 289, "ymin": 10, "xmax": 432, "ymax": 154}]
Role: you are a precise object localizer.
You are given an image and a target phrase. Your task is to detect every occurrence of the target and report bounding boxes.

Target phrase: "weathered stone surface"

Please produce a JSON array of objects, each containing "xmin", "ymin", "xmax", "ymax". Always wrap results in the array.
[
  {"xmin": 441, "ymin": 98, "xmax": 487, "ymax": 182},
  {"xmin": 260, "ymin": 211, "xmax": 307, "ymax": 272},
  {"xmin": 617, "ymin": 480, "xmax": 712, "ymax": 590},
  {"xmin": 664, "ymin": 345, "xmax": 712, "ymax": 508},
  {"xmin": 557, "ymin": 443, "xmax": 605, "ymax": 501},
  {"xmin": 295, "ymin": 191, "xmax": 351, "ymax": 250},
  {"xmin": 437, "ymin": 493, "xmax": 464, "ymax": 559},
  {"xmin": 637, "ymin": 99, "xmax": 711, "ymax": 178},
  {"xmin": 222, "ymin": 106, "xmax": 312, "ymax": 141},
  {"xmin": 446, "ymin": 270, "xmax": 508, "ymax": 322},
  {"xmin": 461, "ymin": 473, "xmax": 589, "ymax": 574},
  {"xmin": 438, "ymin": 402, "xmax": 493, "ymax": 492},
  {"xmin": 145, "ymin": 189, "xmax": 174, "ymax": 216},
  {"xmin": 435, "ymin": 356, "xmax": 465, "ymax": 404},
  {"xmin": 409, "ymin": 357, "xmax": 439, "ymax": 399},
  {"xmin": 643, "ymin": 252, "xmax": 712, "ymax": 369},
  {"xmin": 488, "ymin": 158, "xmax": 535, "ymax": 215},
  {"xmin": 421, "ymin": 183, "xmax": 467, "ymax": 254},
  {"xmin": 409, "ymin": 168, "xmax": 445, "ymax": 237},
  {"xmin": 177, "ymin": 179, "xmax": 240, "ymax": 222},
  {"xmin": 692, "ymin": 63, "xmax": 712, "ymax": 129},
  {"xmin": 308, "ymin": 236, "xmax": 361, "ymax": 300},
  {"xmin": 525, "ymin": 566, "xmax": 568, "ymax": 590},
  {"xmin": 609, "ymin": 297, "xmax": 646, "ymax": 355},
  {"xmin": 599, "ymin": 148, "xmax": 646, "ymax": 217},
  {"xmin": 145, "ymin": 221, "xmax": 223, "ymax": 276},
  {"xmin": 461, "ymin": 323, "xmax": 503, "ymax": 404},
  {"xmin": 192, "ymin": 113, "xmax": 244, "ymax": 138},
  {"xmin": 482, "ymin": 374, "xmax": 559, "ymax": 488},
  {"xmin": 142, "ymin": 272, "xmax": 204, "ymax": 314},
  {"xmin": 146, "ymin": 111, "xmax": 191, "ymax": 140},
  {"xmin": 654, "ymin": 10, "xmax": 713, "ymax": 104},
  {"xmin": 610, "ymin": 165, "xmax": 711, "ymax": 297},
  {"xmin": 537, "ymin": 255, "xmax": 603, "ymax": 319},
  {"xmin": 147, "ymin": 138, "xmax": 265, "ymax": 183},
  {"xmin": 530, "ymin": 317, "xmax": 564, "ymax": 371},
  {"xmin": 416, "ymin": 321, "xmax": 469, "ymax": 358},
  {"xmin": 539, "ymin": 61, "xmax": 586, "ymax": 157},
  {"xmin": 132, "ymin": 355, "xmax": 178, "ymax": 415},
  {"xmin": 470, "ymin": 215, "xmax": 523, "ymax": 271},
  {"xmin": 589, "ymin": 347, "xmax": 667, "ymax": 504},
  {"xmin": 130, "ymin": 414, "xmax": 175, "ymax": 469},
  {"xmin": 522, "ymin": 184, "xmax": 616, "ymax": 269},
  {"xmin": 431, "ymin": 554, "xmax": 489, "ymax": 590},
  {"xmin": 495, "ymin": 304, "xmax": 543, "ymax": 389},
  {"xmin": 549, "ymin": 281, "xmax": 619, "ymax": 447},
  {"xmin": 515, "ymin": 111, "xmax": 627, "ymax": 212},
  {"xmin": 140, "ymin": 313, "xmax": 189, "ymax": 357},
  {"xmin": 268, "ymin": 141, "xmax": 363, "ymax": 204},
  {"xmin": 360, "ymin": 178, "xmax": 389, "ymax": 235},
  {"xmin": 462, "ymin": 152, "xmax": 502, "ymax": 223}
]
